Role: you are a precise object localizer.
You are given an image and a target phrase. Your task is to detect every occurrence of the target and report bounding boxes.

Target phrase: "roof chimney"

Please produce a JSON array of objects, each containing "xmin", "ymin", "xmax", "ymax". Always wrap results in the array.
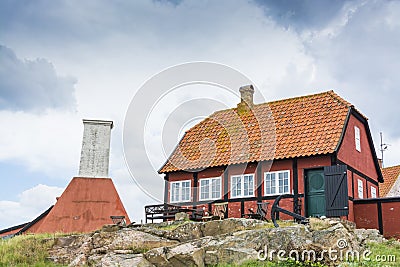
[
  {"xmin": 78, "ymin": 119, "xmax": 113, "ymax": 178},
  {"xmin": 237, "ymin": 85, "xmax": 254, "ymax": 112}
]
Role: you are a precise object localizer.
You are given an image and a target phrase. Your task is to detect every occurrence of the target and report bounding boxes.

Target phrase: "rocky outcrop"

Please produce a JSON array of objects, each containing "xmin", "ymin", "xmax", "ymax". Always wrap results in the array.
[{"xmin": 47, "ymin": 218, "xmax": 388, "ymax": 267}]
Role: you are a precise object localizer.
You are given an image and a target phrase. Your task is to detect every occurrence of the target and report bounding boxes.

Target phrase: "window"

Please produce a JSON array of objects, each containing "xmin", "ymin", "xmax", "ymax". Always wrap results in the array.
[
  {"xmin": 170, "ymin": 180, "xmax": 191, "ymax": 203},
  {"xmin": 231, "ymin": 174, "xmax": 254, "ymax": 198},
  {"xmin": 355, "ymin": 126, "xmax": 361, "ymax": 152},
  {"xmin": 371, "ymin": 186, "xmax": 377, "ymax": 198},
  {"xmin": 265, "ymin": 170, "xmax": 290, "ymax": 195},
  {"xmin": 357, "ymin": 179, "xmax": 363, "ymax": 199},
  {"xmin": 199, "ymin": 177, "xmax": 221, "ymax": 200}
]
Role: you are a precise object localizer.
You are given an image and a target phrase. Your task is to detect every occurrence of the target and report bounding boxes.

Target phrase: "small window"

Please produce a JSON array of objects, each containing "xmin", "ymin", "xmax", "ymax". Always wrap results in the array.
[
  {"xmin": 357, "ymin": 179, "xmax": 363, "ymax": 199},
  {"xmin": 199, "ymin": 177, "xmax": 221, "ymax": 200},
  {"xmin": 170, "ymin": 180, "xmax": 191, "ymax": 203},
  {"xmin": 264, "ymin": 170, "xmax": 290, "ymax": 195},
  {"xmin": 231, "ymin": 174, "xmax": 254, "ymax": 198},
  {"xmin": 355, "ymin": 126, "xmax": 361, "ymax": 152},
  {"xmin": 371, "ymin": 186, "xmax": 377, "ymax": 198}
]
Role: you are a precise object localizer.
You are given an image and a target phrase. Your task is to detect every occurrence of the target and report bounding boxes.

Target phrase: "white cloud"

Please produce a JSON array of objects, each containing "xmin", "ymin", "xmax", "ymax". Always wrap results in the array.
[
  {"xmin": 0, "ymin": 110, "xmax": 81, "ymax": 178},
  {"xmin": 0, "ymin": 0, "xmax": 399, "ymax": 228},
  {"xmin": 0, "ymin": 184, "xmax": 64, "ymax": 229},
  {"xmin": 0, "ymin": 45, "xmax": 77, "ymax": 112}
]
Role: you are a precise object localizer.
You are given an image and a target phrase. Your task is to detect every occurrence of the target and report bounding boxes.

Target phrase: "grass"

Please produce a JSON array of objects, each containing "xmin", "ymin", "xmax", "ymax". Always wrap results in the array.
[
  {"xmin": 0, "ymin": 234, "xmax": 66, "ymax": 267},
  {"xmin": 338, "ymin": 239, "xmax": 400, "ymax": 267}
]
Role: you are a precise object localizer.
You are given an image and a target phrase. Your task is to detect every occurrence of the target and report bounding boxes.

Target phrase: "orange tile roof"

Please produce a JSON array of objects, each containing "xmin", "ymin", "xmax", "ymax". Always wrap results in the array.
[
  {"xmin": 380, "ymin": 165, "xmax": 400, "ymax": 196},
  {"xmin": 159, "ymin": 90, "xmax": 353, "ymax": 173}
]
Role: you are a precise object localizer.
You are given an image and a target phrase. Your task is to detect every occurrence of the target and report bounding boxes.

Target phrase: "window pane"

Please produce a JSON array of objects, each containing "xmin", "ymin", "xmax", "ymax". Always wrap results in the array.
[
  {"xmin": 278, "ymin": 173, "xmax": 284, "ymax": 193},
  {"xmin": 200, "ymin": 180, "xmax": 209, "ymax": 200},
  {"xmin": 244, "ymin": 175, "xmax": 249, "ymax": 196},
  {"xmin": 232, "ymin": 176, "xmax": 241, "ymax": 197},
  {"xmin": 212, "ymin": 178, "xmax": 220, "ymax": 199},
  {"xmin": 231, "ymin": 177, "xmax": 237, "ymax": 197},
  {"xmin": 172, "ymin": 183, "xmax": 179, "ymax": 202},
  {"xmin": 283, "ymin": 171, "xmax": 289, "ymax": 193},
  {"xmin": 248, "ymin": 175, "xmax": 254, "ymax": 195},
  {"xmin": 182, "ymin": 181, "xmax": 190, "ymax": 201},
  {"xmin": 271, "ymin": 173, "xmax": 276, "ymax": 194},
  {"xmin": 265, "ymin": 174, "xmax": 271, "ymax": 195},
  {"xmin": 237, "ymin": 176, "xmax": 241, "ymax": 196}
]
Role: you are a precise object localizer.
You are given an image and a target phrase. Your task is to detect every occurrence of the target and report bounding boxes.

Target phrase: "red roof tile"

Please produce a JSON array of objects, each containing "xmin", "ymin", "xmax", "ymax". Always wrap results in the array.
[
  {"xmin": 28, "ymin": 177, "xmax": 131, "ymax": 233},
  {"xmin": 159, "ymin": 90, "xmax": 353, "ymax": 173},
  {"xmin": 380, "ymin": 165, "xmax": 400, "ymax": 196}
]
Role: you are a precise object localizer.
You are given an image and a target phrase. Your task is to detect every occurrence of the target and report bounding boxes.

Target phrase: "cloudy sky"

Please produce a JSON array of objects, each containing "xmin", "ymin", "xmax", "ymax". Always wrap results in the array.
[{"xmin": 1, "ymin": 0, "xmax": 399, "ymax": 229}]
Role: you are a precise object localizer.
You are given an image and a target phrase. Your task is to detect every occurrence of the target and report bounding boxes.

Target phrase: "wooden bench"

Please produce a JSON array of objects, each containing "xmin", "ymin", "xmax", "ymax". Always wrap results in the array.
[
  {"xmin": 144, "ymin": 204, "xmax": 198, "ymax": 223},
  {"xmin": 110, "ymin": 215, "xmax": 127, "ymax": 226},
  {"xmin": 145, "ymin": 204, "xmax": 182, "ymax": 223}
]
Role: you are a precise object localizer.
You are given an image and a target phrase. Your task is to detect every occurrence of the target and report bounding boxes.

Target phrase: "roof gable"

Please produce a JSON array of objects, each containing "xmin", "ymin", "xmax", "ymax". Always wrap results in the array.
[
  {"xmin": 160, "ymin": 90, "xmax": 352, "ymax": 173},
  {"xmin": 30, "ymin": 177, "xmax": 130, "ymax": 233},
  {"xmin": 380, "ymin": 165, "xmax": 400, "ymax": 196}
]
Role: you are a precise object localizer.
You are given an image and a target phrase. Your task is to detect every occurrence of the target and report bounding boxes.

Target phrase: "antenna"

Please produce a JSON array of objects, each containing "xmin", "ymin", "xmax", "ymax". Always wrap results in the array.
[{"xmin": 380, "ymin": 132, "xmax": 389, "ymax": 168}]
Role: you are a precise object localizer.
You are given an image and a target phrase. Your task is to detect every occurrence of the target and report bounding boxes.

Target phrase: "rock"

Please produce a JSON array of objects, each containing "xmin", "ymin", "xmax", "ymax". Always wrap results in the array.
[
  {"xmin": 49, "ymin": 229, "xmax": 177, "ymax": 266},
  {"xmin": 165, "ymin": 222, "xmax": 203, "ymax": 242},
  {"xmin": 354, "ymin": 228, "xmax": 385, "ymax": 245},
  {"xmin": 47, "ymin": 218, "xmax": 386, "ymax": 266},
  {"xmin": 48, "ymin": 234, "xmax": 92, "ymax": 265},
  {"xmin": 174, "ymin": 212, "xmax": 189, "ymax": 221},
  {"xmin": 101, "ymin": 224, "xmax": 122, "ymax": 232},
  {"xmin": 161, "ymin": 218, "xmax": 269, "ymax": 242},
  {"xmin": 309, "ymin": 217, "xmax": 332, "ymax": 231},
  {"xmin": 98, "ymin": 253, "xmax": 154, "ymax": 267}
]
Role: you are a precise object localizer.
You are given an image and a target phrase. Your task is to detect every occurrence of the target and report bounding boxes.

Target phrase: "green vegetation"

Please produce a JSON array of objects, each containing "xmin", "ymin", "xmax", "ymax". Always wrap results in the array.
[
  {"xmin": 339, "ymin": 239, "xmax": 400, "ymax": 267},
  {"xmin": 0, "ymin": 234, "xmax": 65, "ymax": 267}
]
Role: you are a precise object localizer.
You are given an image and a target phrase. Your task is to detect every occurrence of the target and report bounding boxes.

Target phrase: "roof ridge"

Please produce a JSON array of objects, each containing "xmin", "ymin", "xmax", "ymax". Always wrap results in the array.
[
  {"xmin": 210, "ymin": 90, "xmax": 351, "ymax": 112},
  {"xmin": 259, "ymin": 90, "xmax": 339, "ymax": 106},
  {"xmin": 184, "ymin": 90, "xmax": 352, "ymax": 134}
]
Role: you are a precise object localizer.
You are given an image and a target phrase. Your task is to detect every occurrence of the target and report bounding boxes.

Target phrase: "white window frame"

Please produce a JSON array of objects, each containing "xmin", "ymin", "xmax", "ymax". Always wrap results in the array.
[
  {"xmin": 371, "ymin": 186, "xmax": 377, "ymax": 198},
  {"xmin": 170, "ymin": 180, "xmax": 191, "ymax": 203},
  {"xmin": 264, "ymin": 170, "xmax": 290, "ymax": 196},
  {"xmin": 230, "ymin": 174, "xmax": 255, "ymax": 198},
  {"xmin": 199, "ymin": 177, "xmax": 221, "ymax": 201},
  {"xmin": 355, "ymin": 126, "xmax": 361, "ymax": 152},
  {"xmin": 357, "ymin": 179, "xmax": 364, "ymax": 199}
]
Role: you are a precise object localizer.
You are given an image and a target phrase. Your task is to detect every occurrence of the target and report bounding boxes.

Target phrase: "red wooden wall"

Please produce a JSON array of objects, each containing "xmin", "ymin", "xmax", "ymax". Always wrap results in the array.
[{"xmin": 354, "ymin": 198, "xmax": 400, "ymax": 239}]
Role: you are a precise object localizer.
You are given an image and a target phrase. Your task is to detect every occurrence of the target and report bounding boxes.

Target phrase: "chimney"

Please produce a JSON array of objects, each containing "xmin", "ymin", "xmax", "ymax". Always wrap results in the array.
[
  {"xmin": 237, "ymin": 85, "xmax": 254, "ymax": 112},
  {"xmin": 78, "ymin": 119, "xmax": 113, "ymax": 178},
  {"xmin": 378, "ymin": 158, "xmax": 383, "ymax": 169}
]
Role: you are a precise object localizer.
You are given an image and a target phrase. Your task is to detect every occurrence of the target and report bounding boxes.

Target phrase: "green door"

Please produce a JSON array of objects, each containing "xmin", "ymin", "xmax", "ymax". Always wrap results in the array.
[{"xmin": 305, "ymin": 169, "xmax": 326, "ymax": 217}]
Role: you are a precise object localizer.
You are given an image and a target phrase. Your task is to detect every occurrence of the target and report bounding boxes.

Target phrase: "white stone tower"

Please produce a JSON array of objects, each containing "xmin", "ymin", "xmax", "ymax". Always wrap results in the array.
[{"xmin": 78, "ymin": 119, "xmax": 113, "ymax": 178}]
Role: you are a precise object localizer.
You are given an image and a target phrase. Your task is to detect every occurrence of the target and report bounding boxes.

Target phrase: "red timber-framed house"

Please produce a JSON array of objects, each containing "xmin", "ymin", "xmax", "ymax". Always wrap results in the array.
[{"xmin": 158, "ymin": 86, "xmax": 384, "ymax": 222}]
